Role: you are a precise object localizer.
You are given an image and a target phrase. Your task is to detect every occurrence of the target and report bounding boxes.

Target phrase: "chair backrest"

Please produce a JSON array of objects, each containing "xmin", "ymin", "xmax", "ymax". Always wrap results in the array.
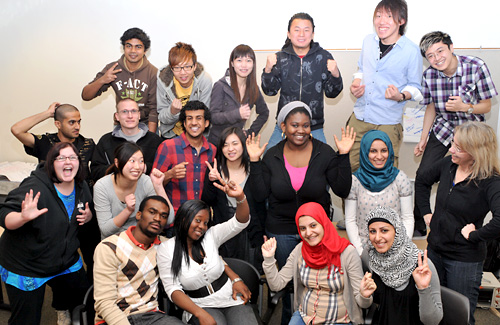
[
  {"xmin": 224, "ymin": 257, "xmax": 263, "ymax": 315},
  {"xmin": 72, "ymin": 284, "xmax": 94, "ymax": 325},
  {"xmin": 439, "ymin": 286, "xmax": 469, "ymax": 325}
]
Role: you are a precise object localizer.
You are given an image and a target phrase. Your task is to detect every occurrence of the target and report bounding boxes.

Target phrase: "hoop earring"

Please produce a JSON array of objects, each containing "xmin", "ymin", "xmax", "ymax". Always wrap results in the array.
[{"xmin": 281, "ymin": 131, "xmax": 286, "ymax": 140}]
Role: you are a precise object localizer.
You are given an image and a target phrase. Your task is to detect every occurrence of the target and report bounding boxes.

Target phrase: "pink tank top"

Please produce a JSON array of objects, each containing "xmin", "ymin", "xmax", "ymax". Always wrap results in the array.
[{"xmin": 284, "ymin": 155, "xmax": 308, "ymax": 191}]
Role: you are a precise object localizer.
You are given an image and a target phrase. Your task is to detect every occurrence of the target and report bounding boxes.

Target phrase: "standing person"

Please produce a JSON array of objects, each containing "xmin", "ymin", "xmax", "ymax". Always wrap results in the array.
[
  {"xmin": 153, "ymin": 100, "xmax": 216, "ymax": 215},
  {"xmin": 157, "ymin": 42, "xmax": 212, "ymax": 139},
  {"xmin": 412, "ymin": 31, "xmax": 497, "ymax": 236},
  {"xmin": 347, "ymin": 0, "xmax": 422, "ymax": 173},
  {"xmin": 157, "ymin": 178, "xmax": 258, "ymax": 325},
  {"xmin": 0, "ymin": 143, "xmax": 93, "ymax": 325},
  {"xmin": 345, "ymin": 130, "xmax": 413, "ymax": 255},
  {"xmin": 93, "ymin": 142, "xmax": 173, "ymax": 239},
  {"xmin": 82, "ymin": 28, "xmax": 158, "ymax": 132},
  {"xmin": 415, "ymin": 121, "xmax": 500, "ymax": 325},
  {"xmin": 208, "ymin": 44, "xmax": 269, "ymax": 145},
  {"xmin": 247, "ymin": 101, "xmax": 354, "ymax": 324},
  {"xmin": 93, "ymin": 195, "xmax": 183, "ymax": 325},
  {"xmin": 262, "ymin": 202, "xmax": 374, "ymax": 325},
  {"xmin": 262, "ymin": 12, "xmax": 343, "ymax": 148},
  {"xmin": 363, "ymin": 206, "xmax": 442, "ymax": 325},
  {"xmin": 202, "ymin": 127, "xmax": 267, "ymax": 271},
  {"xmin": 90, "ymin": 99, "xmax": 163, "ymax": 183}
]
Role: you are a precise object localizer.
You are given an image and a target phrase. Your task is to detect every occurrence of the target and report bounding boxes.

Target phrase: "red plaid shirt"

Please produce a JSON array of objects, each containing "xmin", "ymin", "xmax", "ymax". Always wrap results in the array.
[{"xmin": 153, "ymin": 133, "xmax": 215, "ymax": 213}]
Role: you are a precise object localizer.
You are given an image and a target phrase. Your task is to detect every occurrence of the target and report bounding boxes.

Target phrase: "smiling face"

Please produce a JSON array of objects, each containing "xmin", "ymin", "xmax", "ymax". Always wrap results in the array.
[
  {"xmin": 183, "ymin": 109, "xmax": 209, "ymax": 140},
  {"xmin": 136, "ymin": 199, "xmax": 170, "ymax": 238},
  {"xmin": 287, "ymin": 19, "xmax": 314, "ymax": 54},
  {"xmin": 123, "ymin": 38, "xmax": 146, "ymax": 65},
  {"xmin": 368, "ymin": 221, "xmax": 395, "ymax": 254},
  {"xmin": 281, "ymin": 112, "xmax": 311, "ymax": 148},
  {"xmin": 222, "ymin": 133, "xmax": 244, "ymax": 163},
  {"xmin": 118, "ymin": 150, "xmax": 144, "ymax": 181},
  {"xmin": 172, "ymin": 59, "xmax": 196, "ymax": 88},
  {"xmin": 187, "ymin": 209, "xmax": 210, "ymax": 244},
  {"xmin": 54, "ymin": 146, "xmax": 79, "ymax": 184},
  {"xmin": 298, "ymin": 215, "xmax": 324, "ymax": 247},
  {"xmin": 449, "ymin": 135, "xmax": 474, "ymax": 168},
  {"xmin": 373, "ymin": 7, "xmax": 403, "ymax": 45},
  {"xmin": 425, "ymin": 41, "xmax": 456, "ymax": 75},
  {"xmin": 115, "ymin": 100, "xmax": 140, "ymax": 131},
  {"xmin": 368, "ymin": 139, "xmax": 389, "ymax": 169},
  {"xmin": 231, "ymin": 55, "xmax": 254, "ymax": 79}
]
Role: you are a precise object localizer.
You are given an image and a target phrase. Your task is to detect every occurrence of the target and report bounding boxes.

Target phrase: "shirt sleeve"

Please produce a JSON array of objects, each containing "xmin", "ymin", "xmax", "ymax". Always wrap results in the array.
[
  {"xmin": 417, "ymin": 259, "xmax": 443, "ymax": 325},
  {"xmin": 93, "ymin": 178, "xmax": 121, "ymax": 238}
]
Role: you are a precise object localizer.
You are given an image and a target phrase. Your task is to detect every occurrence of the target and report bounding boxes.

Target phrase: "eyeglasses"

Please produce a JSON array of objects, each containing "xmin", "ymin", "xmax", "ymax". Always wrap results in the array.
[
  {"xmin": 450, "ymin": 140, "xmax": 462, "ymax": 153},
  {"xmin": 118, "ymin": 109, "xmax": 139, "ymax": 115},
  {"xmin": 55, "ymin": 155, "xmax": 79, "ymax": 162},
  {"xmin": 171, "ymin": 65, "xmax": 194, "ymax": 72}
]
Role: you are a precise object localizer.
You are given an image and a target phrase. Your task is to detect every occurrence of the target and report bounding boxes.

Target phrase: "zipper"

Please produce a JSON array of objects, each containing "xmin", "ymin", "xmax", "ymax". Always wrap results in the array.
[{"xmin": 299, "ymin": 57, "xmax": 303, "ymax": 101}]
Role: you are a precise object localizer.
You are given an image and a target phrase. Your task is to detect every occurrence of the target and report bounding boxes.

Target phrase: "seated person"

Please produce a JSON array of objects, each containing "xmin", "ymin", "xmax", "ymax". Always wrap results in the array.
[
  {"xmin": 93, "ymin": 195, "xmax": 183, "ymax": 325},
  {"xmin": 262, "ymin": 202, "xmax": 374, "ymax": 325},
  {"xmin": 363, "ymin": 206, "xmax": 443, "ymax": 325},
  {"xmin": 345, "ymin": 130, "xmax": 413, "ymax": 255},
  {"xmin": 91, "ymin": 98, "xmax": 162, "ymax": 183},
  {"xmin": 93, "ymin": 142, "xmax": 173, "ymax": 239},
  {"xmin": 157, "ymin": 177, "xmax": 258, "ymax": 325}
]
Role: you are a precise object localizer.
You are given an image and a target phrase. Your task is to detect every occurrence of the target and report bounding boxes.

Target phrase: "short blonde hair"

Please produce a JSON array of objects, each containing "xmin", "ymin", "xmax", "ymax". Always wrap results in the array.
[{"xmin": 454, "ymin": 121, "xmax": 500, "ymax": 180}]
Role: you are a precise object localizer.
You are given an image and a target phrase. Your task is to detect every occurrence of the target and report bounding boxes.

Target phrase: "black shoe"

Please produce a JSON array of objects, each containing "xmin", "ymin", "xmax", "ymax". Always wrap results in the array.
[
  {"xmin": 336, "ymin": 219, "xmax": 346, "ymax": 230},
  {"xmin": 413, "ymin": 229, "xmax": 427, "ymax": 239}
]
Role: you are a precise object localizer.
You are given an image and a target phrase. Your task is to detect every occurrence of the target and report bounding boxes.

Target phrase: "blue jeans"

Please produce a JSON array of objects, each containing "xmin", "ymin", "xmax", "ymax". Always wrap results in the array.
[
  {"xmin": 427, "ymin": 248, "xmax": 483, "ymax": 325},
  {"xmin": 289, "ymin": 311, "xmax": 352, "ymax": 325},
  {"xmin": 265, "ymin": 124, "xmax": 327, "ymax": 152},
  {"xmin": 267, "ymin": 232, "xmax": 302, "ymax": 325}
]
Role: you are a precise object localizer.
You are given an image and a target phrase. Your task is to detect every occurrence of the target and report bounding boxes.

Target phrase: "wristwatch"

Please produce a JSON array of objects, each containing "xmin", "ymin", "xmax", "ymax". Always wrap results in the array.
[
  {"xmin": 467, "ymin": 104, "xmax": 474, "ymax": 114},
  {"xmin": 398, "ymin": 92, "xmax": 406, "ymax": 102}
]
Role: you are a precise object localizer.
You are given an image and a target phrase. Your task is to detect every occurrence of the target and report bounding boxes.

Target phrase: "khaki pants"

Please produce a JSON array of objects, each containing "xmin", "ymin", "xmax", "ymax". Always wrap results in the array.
[{"xmin": 346, "ymin": 113, "xmax": 403, "ymax": 172}]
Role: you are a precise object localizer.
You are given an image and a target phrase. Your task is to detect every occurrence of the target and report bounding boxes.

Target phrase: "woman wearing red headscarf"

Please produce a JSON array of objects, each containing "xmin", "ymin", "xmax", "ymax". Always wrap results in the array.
[{"xmin": 262, "ymin": 202, "xmax": 375, "ymax": 324}]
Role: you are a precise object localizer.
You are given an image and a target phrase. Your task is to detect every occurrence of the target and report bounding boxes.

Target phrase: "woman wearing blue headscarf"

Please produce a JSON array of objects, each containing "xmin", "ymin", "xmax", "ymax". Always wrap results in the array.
[{"xmin": 345, "ymin": 130, "xmax": 414, "ymax": 255}]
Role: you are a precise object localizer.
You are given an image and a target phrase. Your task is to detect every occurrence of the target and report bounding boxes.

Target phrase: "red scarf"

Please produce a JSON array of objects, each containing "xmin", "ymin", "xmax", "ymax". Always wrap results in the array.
[{"xmin": 296, "ymin": 202, "xmax": 351, "ymax": 276}]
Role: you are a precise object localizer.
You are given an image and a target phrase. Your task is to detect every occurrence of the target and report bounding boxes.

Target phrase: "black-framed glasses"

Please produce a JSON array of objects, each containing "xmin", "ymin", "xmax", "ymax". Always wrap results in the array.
[
  {"xmin": 55, "ymin": 155, "xmax": 79, "ymax": 162},
  {"xmin": 171, "ymin": 65, "xmax": 194, "ymax": 72}
]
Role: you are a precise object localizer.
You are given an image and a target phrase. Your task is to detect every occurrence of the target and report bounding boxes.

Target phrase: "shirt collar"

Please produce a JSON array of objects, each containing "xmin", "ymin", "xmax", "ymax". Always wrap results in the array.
[
  {"xmin": 438, "ymin": 54, "xmax": 462, "ymax": 79},
  {"xmin": 125, "ymin": 226, "xmax": 161, "ymax": 250},
  {"xmin": 180, "ymin": 132, "xmax": 210, "ymax": 152}
]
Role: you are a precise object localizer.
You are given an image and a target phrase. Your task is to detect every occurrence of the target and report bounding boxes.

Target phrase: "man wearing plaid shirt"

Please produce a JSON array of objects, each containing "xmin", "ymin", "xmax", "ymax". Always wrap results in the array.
[
  {"xmin": 153, "ymin": 100, "xmax": 215, "ymax": 218},
  {"xmin": 413, "ymin": 31, "xmax": 498, "ymax": 235}
]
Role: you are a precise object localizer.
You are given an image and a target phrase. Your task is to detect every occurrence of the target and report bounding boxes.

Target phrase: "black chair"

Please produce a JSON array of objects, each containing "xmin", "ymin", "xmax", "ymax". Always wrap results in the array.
[
  {"xmin": 224, "ymin": 258, "xmax": 265, "ymax": 323},
  {"xmin": 439, "ymin": 286, "xmax": 469, "ymax": 325},
  {"xmin": 72, "ymin": 284, "xmax": 94, "ymax": 325}
]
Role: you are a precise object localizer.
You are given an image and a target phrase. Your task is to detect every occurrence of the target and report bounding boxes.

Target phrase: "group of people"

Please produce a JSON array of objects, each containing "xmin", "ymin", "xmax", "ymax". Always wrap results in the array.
[{"xmin": 1, "ymin": 0, "xmax": 499, "ymax": 324}]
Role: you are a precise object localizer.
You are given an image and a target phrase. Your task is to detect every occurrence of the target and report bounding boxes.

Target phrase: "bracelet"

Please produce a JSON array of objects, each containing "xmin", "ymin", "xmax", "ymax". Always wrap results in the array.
[
  {"xmin": 398, "ymin": 92, "xmax": 406, "ymax": 102},
  {"xmin": 236, "ymin": 195, "xmax": 247, "ymax": 205},
  {"xmin": 231, "ymin": 277, "xmax": 243, "ymax": 285}
]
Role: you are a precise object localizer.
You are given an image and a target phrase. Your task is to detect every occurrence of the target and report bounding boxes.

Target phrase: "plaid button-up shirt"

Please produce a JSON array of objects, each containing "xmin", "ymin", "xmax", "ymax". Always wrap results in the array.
[{"xmin": 421, "ymin": 54, "xmax": 497, "ymax": 146}]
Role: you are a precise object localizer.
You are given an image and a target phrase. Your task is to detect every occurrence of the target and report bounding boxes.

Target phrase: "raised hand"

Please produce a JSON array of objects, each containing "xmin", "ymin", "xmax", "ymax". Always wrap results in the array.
[
  {"xmin": 213, "ymin": 179, "xmax": 244, "ymax": 199},
  {"xmin": 327, "ymin": 59, "xmax": 340, "ymax": 78},
  {"xmin": 150, "ymin": 168, "xmax": 165, "ymax": 188},
  {"xmin": 360, "ymin": 272, "xmax": 377, "ymax": 298},
  {"xmin": 385, "ymin": 85, "xmax": 402, "ymax": 101},
  {"xmin": 205, "ymin": 159, "xmax": 221, "ymax": 182},
  {"xmin": 261, "ymin": 237, "xmax": 277, "ymax": 258},
  {"xmin": 246, "ymin": 132, "xmax": 267, "ymax": 162},
  {"xmin": 333, "ymin": 126, "xmax": 356, "ymax": 154},
  {"xmin": 21, "ymin": 190, "xmax": 48, "ymax": 223},
  {"xmin": 46, "ymin": 102, "xmax": 61, "ymax": 118},
  {"xmin": 171, "ymin": 98, "xmax": 183, "ymax": 115},
  {"xmin": 76, "ymin": 202, "xmax": 92, "ymax": 226},
  {"xmin": 239, "ymin": 104, "xmax": 251, "ymax": 120},
  {"xmin": 124, "ymin": 193, "xmax": 136, "ymax": 212},
  {"xmin": 350, "ymin": 79, "xmax": 365, "ymax": 98},
  {"xmin": 101, "ymin": 62, "xmax": 122, "ymax": 84},
  {"xmin": 412, "ymin": 250, "xmax": 432, "ymax": 290},
  {"xmin": 169, "ymin": 162, "xmax": 189, "ymax": 180},
  {"xmin": 264, "ymin": 53, "xmax": 277, "ymax": 73}
]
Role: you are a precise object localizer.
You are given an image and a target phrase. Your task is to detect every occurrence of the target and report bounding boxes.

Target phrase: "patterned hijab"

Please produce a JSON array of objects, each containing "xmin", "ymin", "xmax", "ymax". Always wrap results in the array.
[
  {"xmin": 353, "ymin": 130, "xmax": 399, "ymax": 192},
  {"xmin": 296, "ymin": 202, "xmax": 351, "ymax": 277},
  {"xmin": 366, "ymin": 206, "xmax": 420, "ymax": 289}
]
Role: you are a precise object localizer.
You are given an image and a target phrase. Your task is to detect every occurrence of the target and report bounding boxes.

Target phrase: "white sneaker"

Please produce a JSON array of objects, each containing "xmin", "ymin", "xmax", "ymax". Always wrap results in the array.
[{"xmin": 57, "ymin": 310, "xmax": 71, "ymax": 325}]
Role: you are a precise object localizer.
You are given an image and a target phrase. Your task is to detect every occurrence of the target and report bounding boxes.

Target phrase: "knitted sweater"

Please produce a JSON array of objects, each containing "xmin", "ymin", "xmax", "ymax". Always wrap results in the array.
[{"xmin": 93, "ymin": 228, "xmax": 163, "ymax": 325}]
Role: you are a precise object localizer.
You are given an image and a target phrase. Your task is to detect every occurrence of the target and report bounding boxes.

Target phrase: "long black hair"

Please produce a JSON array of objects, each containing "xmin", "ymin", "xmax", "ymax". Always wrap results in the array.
[
  {"xmin": 171, "ymin": 200, "xmax": 212, "ymax": 278},
  {"xmin": 105, "ymin": 141, "xmax": 143, "ymax": 182},
  {"xmin": 216, "ymin": 127, "xmax": 250, "ymax": 180}
]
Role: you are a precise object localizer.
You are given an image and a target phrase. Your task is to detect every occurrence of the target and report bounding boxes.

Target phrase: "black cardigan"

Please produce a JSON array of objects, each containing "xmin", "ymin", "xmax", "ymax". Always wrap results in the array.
[{"xmin": 249, "ymin": 138, "xmax": 351, "ymax": 235}]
